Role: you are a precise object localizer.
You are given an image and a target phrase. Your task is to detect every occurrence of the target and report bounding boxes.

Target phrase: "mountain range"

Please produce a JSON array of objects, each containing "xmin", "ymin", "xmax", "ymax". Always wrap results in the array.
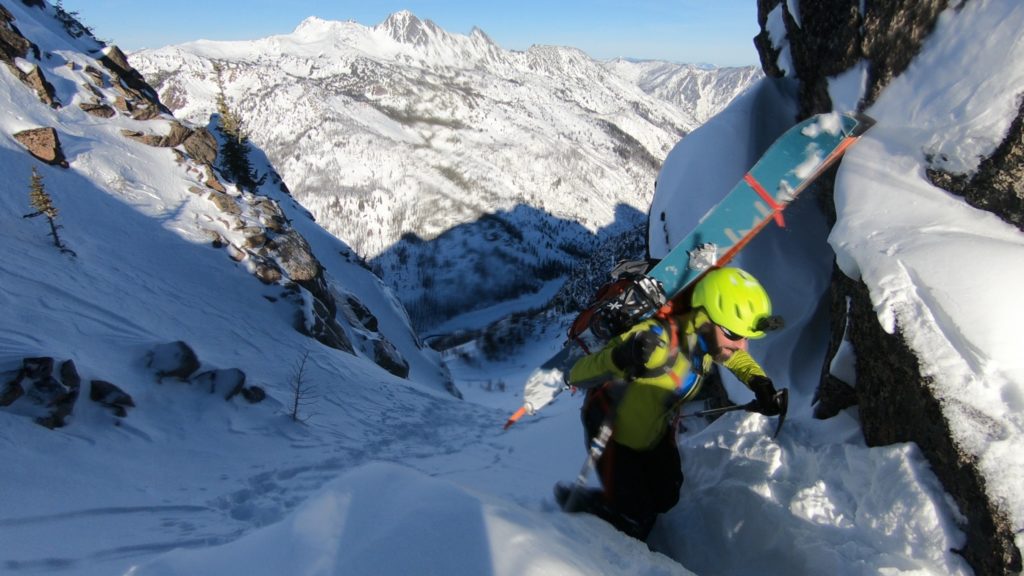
[{"xmin": 129, "ymin": 11, "xmax": 761, "ymax": 330}]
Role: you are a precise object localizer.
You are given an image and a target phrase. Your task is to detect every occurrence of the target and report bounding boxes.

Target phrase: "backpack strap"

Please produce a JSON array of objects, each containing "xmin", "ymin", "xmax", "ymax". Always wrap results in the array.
[{"xmin": 667, "ymin": 331, "xmax": 712, "ymax": 409}]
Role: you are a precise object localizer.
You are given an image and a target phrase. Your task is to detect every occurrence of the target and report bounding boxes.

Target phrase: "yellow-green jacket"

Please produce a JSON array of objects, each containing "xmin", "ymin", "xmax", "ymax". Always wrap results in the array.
[{"xmin": 569, "ymin": 311, "xmax": 767, "ymax": 451}]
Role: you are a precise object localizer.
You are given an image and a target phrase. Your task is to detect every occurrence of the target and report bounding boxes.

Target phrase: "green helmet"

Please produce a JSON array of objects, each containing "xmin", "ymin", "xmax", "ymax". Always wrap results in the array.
[{"xmin": 691, "ymin": 267, "xmax": 772, "ymax": 339}]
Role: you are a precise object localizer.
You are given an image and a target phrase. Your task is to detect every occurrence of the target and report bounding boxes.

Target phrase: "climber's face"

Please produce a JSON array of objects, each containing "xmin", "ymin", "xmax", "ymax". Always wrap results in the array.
[{"xmin": 708, "ymin": 322, "xmax": 748, "ymax": 362}]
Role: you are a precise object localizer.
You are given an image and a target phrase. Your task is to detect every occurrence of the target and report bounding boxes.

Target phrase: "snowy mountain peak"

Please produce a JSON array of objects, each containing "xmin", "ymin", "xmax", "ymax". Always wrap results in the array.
[
  {"xmin": 292, "ymin": 15, "xmax": 346, "ymax": 36},
  {"xmin": 469, "ymin": 25, "xmax": 495, "ymax": 45},
  {"xmin": 375, "ymin": 10, "xmax": 441, "ymax": 46},
  {"xmin": 370, "ymin": 10, "xmax": 503, "ymax": 66},
  {"xmin": 283, "ymin": 15, "xmax": 372, "ymax": 51}
]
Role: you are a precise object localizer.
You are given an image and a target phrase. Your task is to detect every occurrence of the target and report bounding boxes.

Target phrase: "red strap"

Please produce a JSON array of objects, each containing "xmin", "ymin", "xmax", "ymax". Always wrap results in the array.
[
  {"xmin": 573, "ymin": 337, "xmax": 592, "ymax": 355},
  {"xmin": 666, "ymin": 316, "xmax": 683, "ymax": 387},
  {"xmin": 744, "ymin": 173, "xmax": 785, "ymax": 228}
]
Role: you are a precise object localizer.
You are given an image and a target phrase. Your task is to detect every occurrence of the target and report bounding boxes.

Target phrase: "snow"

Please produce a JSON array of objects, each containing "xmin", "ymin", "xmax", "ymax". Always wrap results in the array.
[
  {"xmin": 800, "ymin": 112, "xmax": 843, "ymax": 138},
  {"xmin": 828, "ymin": 61, "xmax": 868, "ymax": 114},
  {"xmin": 126, "ymin": 461, "xmax": 687, "ymax": 576},
  {"xmin": 659, "ymin": 413, "xmax": 969, "ymax": 575},
  {"xmin": 764, "ymin": 5, "xmax": 793, "ymax": 77},
  {"xmin": 1, "ymin": 1, "xmax": 1021, "ymax": 576},
  {"xmin": 793, "ymin": 142, "xmax": 824, "ymax": 179}
]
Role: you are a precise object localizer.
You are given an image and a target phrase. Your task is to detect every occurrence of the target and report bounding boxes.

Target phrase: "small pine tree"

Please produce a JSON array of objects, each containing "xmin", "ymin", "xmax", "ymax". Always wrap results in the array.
[
  {"xmin": 23, "ymin": 167, "xmax": 75, "ymax": 256},
  {"xmin": 28, "ymin": 167, "xmax": 57, "ymax": 219},
  {"xmin": 288, "ymin": 351, "xmax": 319, "ymax": 423},
  {"xmin": 212, "ymin": 62, "xmax": 258, "ymax": 191}
]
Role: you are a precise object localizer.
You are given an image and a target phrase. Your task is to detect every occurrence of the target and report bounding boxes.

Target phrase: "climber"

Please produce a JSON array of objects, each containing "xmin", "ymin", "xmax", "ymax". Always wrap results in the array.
[{"xmin": 556, "ymin": 266, "xmax": 784, "ymax": 541}]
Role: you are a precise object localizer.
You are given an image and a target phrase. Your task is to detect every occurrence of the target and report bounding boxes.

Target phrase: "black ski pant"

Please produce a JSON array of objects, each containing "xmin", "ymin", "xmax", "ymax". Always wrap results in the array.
[{"xmin": 582, "ymin": 388, "xmax": 683, "ymax": 540}]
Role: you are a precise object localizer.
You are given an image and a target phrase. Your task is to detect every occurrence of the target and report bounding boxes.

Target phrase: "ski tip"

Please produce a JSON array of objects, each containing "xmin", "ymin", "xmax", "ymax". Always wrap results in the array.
[
  {"xmin": 850, "ymin": 113, "xmax": 877, "ymax": 136},
  {"xmin": 503, "ymin": 405, "xmax": 528, "ymax": 430}
]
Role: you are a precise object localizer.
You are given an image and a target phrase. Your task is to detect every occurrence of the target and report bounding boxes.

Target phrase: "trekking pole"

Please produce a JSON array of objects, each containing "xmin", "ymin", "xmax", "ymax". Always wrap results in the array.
[{"xmin": 562, "ymin": 418, "xmax": 612, "ymax": 512}]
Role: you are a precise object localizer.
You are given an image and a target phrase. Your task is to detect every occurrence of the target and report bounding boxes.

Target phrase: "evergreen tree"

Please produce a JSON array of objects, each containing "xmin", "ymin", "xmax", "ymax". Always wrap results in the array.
[
  {"xmin": 212, "ymin": 62, "xmax": 258, "ymax": 191},
  {"xmin": 28, "ymin": 167, "xmax": 57, "ymax": 219},
  {"xmin": 23, "ymin": 167, "xmax": 75, "ymax": 256}
]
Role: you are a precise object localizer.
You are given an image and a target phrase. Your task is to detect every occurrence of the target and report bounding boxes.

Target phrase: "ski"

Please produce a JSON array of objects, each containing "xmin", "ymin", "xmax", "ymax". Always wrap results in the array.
[{"xmin": 648, "ymin": 112, "xmax": 875, "ymax": 299}]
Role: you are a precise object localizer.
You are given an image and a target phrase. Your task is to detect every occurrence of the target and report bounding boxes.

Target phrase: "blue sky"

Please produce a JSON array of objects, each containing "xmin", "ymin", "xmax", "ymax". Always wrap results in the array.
[{"xmin": 58, "ymin": 0, "xmax": 762, "ymax": 67}]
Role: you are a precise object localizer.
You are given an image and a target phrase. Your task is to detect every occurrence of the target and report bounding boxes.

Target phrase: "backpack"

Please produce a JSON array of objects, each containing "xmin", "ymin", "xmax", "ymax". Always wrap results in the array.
[{"xmin": 567, "ymin": 259, "xmax": 668, "ymax": 353}]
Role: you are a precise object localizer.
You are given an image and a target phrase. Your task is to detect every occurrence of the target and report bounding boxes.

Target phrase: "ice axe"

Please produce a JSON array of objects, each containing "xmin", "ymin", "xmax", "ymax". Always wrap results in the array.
[{"xmin": 693, "ymin": 388, "xmax": 789, "ymax": 438}]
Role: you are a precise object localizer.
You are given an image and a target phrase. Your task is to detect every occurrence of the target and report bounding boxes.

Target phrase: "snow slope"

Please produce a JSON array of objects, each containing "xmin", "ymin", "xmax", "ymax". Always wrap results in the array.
[
  {"xmin": 2, "ymin": 1, "xmax": 1020, "ymax": 575},
  {"xmin": 0, "ymin": 3, "xmax": 683, "ymax": 575}
]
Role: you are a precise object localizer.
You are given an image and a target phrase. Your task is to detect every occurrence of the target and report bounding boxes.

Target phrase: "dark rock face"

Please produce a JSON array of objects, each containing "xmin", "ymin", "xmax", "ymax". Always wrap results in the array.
[
  {"xmin": 861, "ymin": 0, "xmax": 950, "ymax": 104},
  {"xmin": 763, "ymin": 0, "xmax": 863, "ymax": 116},
  {"xmin": 206, "ymin": 190, "xmax": 241, "ymax": 216},
  {"xmin": 928, "ymin": 96, "xmax": 1024, "ymax": 232},
  {"xmin": 240, "ymin": 385, "xmax": 266, "ymax": 404},
  {"xmin": 22, "ymin": 64, "xmax": 59, "ymax": 108},
  {"xmin": 755, "ymin": 2, "xmax": 1023, "ymax": 574},
  {"xmin": 0, "ymin": 5, "xmax": 33, "ymax": 64},
  {"xmin": 79, "ymin": 101, "xmax": 116, "ymax": 118},
  {"xmin": 373, "ymin": 339, "xmax": 410, "ymax": 379},
  {"xmin": 845, "ymin": 281, "xmax": 1020, "ymax": 575},
  {"xmin": 813, "ymin": 264, "xmax": 859, "ymax": 419},
  {"xmin": 294, "ymin": 274, "xmax": 354, "ymax": 354},
  {"xmin": 755, "ymin": 0, "xmax": 949, "ymax": 116},
  {"xmin": 120, "ymin": 120, "xmax": 195, "ymax": 148},
  {"xmin": 182, "ymin": 127, "xmax": 218, "ymax": 166},
  {"xmin": 1, "ymin": 8, "xmax": 58, "ymax": 108},
  {"xmin": 345, "ymin": 295, "xmax": 380, "ymax": 332},
  {"xmin": 194, "ymin": 368, "xmax": 246, "ymax": 396},
  {"xmin": 272, "ymin": 231, "xmax": 320, "ymax": 282}
]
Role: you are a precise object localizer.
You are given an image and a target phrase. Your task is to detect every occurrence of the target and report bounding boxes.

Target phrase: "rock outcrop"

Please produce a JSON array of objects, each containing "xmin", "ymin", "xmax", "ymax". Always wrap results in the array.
[
  {"xmin": 13, "ymin": 126, "xmax": 68, "ymax": 167},
  {"xmin": 0, "ymin": 345, "xmax": 275, "ymax": 429},
  {"xmin": 98, "ymin": 45, "xmax": 168, "ymax": 120}
]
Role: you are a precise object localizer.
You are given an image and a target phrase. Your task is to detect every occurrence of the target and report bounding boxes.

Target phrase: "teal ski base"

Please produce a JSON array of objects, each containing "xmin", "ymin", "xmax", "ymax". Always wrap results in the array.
[{"xmin": 648, "ymin": 112, "xmax": 875, "ymax": 300}]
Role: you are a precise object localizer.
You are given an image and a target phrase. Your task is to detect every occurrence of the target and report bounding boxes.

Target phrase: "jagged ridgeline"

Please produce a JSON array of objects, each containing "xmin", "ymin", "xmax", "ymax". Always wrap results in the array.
[{"xmin": 129, "ymin": 11, "xmax": 761, "ymax": 331}]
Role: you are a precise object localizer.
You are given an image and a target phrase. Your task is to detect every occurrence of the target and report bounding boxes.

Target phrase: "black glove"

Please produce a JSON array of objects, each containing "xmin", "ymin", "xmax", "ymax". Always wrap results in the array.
[
  {"xmin": 611, "ymin": 330, "xmax": 662, "ymax": 372},
  {"xmin": 749, "ymin": 376, "xmax": 781, "ymax": 416}
]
